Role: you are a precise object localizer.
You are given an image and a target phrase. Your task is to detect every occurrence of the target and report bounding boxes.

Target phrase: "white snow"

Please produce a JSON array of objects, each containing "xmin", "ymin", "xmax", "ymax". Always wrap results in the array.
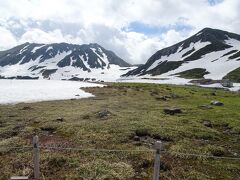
[
  {"xmin": 147, "ymin": 41, "xmax": 211, "ymax": 71},
  {"xmin": 225, "ymin": 38, "xmax": 240, "ymax": 48},
  {"xmin": 119, "ymin": 76, "xmax": 191, "ymax": 85},
  {"xmin": 46, "ymin": 46, "xmax": 53, "ymax": 52},
  {"xmin": 18, "ymin": 44, "xmax": 29, "ymax": 55},
  {"xmin": 229, "ymin": 83, "xmax": 240, "ymax": 91},
  {"xmin": 50, "ymin": 65, "xmax": 136, "ymax": 82},
  {"xmin": 32, "ymin": 45, "xmax": 45, "ymax": 53},
  {"xmin": 159, "ymin": 47, "xmax": 240, "ymax": 80},
  {"xmin": 0, "ymin": 80, "xmax": 104, "ymax": 104}
]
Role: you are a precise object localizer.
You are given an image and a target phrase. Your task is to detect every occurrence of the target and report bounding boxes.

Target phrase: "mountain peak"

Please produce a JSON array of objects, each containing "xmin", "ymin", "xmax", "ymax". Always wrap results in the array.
[
  {"xmin": 195, "ymin": 27, "xmax": 240, "ymax": 42},
  {"xmin": 0, "ymin": 42, "xmax": 131, "ymax": 81},
  {"xmin": 124, "ymin": 28, "xmax": 240, "ymax": 82}
]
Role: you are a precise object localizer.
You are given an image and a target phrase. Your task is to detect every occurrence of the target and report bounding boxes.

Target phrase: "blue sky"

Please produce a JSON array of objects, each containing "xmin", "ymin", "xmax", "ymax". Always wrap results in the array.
[{"xmin": 126, "ymin": 22, "xmax": 193, "ymax": 36}]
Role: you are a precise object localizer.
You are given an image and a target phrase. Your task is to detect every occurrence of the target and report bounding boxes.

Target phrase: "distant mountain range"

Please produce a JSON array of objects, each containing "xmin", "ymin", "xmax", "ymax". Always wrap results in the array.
[
  {"xmin": 124, "ymin": 28, "xmax": 240, "ymax": 83},
  {"xmin": 0, "ymin": 42, "xmax": 131, "ymax": 81},
  {"xmin": 1, "ymin": 28, "xmax": 240, "ymax": 83}
]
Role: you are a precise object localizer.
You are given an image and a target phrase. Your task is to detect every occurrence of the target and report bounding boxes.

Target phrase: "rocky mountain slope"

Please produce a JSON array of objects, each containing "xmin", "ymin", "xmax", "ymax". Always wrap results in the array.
[
  {"xmin": 124, "ymin": 28, "xmax": 240, "ymax": 83},
  {"xmin": 0, "ymin": 42, "xmax": 131, "ymax": 81}
]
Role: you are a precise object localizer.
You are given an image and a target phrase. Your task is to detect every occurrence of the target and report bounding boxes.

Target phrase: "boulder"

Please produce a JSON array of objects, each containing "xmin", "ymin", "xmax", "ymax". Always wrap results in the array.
[
  {"xmin": 96, "ymin": 110, "xmax": 111, "ymax": 118},
  {"xmin": 155, "ymin": 96, "xmax": 167, "ymax": 101},
  {"xmin": 164, "ymin": 108, "xmax": 182, "ymax": 115},
  {"xmin": 202, "ymin": 120, "xmax": 213, "ymax": 128},
  {"xmin": 21, "ymin": 106, "xmax": 32, "ymax": 110},
  {"xmin": 133, "ymin": 136, "xmax": 140, "ymax": 141},
  {"xmin": 211, "ymin": 101, "xmax": 224, "ymax": 106},
  {"xmin": 56, "ymin": 117, "xmax": 64, "ymax": 122}
]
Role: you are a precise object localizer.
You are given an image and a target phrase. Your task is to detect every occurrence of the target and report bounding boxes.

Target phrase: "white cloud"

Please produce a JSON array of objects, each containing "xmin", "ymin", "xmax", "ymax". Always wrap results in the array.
[
  {"xmin": 0, "ymin": 27, "xmax": 17, "ymax": 49},
  {"xmin": 0, "ymin": 0, "xmax": 239, "ymax": 63},
  {"xmin": 19, "ymin": 28, "xmax": 83, "ymax": 44}
]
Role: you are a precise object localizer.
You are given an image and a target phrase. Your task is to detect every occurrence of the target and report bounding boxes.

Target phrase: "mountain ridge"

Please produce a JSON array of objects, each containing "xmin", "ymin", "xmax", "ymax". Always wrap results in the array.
[
  {"xmin": 123, "ymin": 28, "xmax": 240, "ymax": 82},
  {"xmin": 0, "ymin": 42, "xmax": 132, "ymax": 81}
]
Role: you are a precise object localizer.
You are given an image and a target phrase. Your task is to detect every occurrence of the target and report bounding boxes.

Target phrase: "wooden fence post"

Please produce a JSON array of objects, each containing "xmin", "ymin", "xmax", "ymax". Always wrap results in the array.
[
  {"xmin": 33, "ymin": 135, "xmax": 40, "ymax": 180},
  {"xmin": 153, "ymin": 141, "xmax": 162, "ymax": 180}
]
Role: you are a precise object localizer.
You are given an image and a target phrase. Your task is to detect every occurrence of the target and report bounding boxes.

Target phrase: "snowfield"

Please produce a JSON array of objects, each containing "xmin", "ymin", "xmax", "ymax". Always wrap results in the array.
[{"xmin": 0, "ymin": 80, "xmax": 103, "ymax": 104}]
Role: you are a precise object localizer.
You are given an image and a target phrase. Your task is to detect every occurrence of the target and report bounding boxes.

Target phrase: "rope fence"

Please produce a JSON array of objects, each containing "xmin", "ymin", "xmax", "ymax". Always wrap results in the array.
[{"xmin": 1, "ymin": 135, "xmax": 239, "ymax": 180}]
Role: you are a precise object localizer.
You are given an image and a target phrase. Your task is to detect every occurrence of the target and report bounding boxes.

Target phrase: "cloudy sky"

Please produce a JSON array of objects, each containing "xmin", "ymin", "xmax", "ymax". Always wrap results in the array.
[{"xmin": 0, "ymin": 0, "xmax": 239, "ymax": 64}]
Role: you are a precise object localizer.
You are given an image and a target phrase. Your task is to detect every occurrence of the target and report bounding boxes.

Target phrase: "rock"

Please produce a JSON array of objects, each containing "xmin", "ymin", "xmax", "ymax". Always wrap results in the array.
[
  {"xmin": 56, "ymin": 117, "xmax": 64, "ymax": 122},
  {"xmin": 211, "ymin": 100, "xmax": 224, "ymax": 106},
  {"xmin": 155, "ymin": 96, "xmax": 167, "ymax": 101},
  {"xmin": 134, "ymin": 176, "xmax": 141, "ymax": 180},
  {"xmin": 150, "ymin": 90, "xmax": 159, "ymax": 96},
  {"xmin": 75, "ymin": 94, "xmax": 80, "ymax": 96},
  {"xmin": 152, "ymin": 134, "xmax": 173, "ymax": 141},
  {"xmin": 210, "ymin": 92, "xmax": 217, "ymax": 96},
  {"xmin": 198, "ymin": 105, "xmax": 213, "ymax": 110},
  {"xmin": 202, "ymin": 120, "xmax": 213, "ymax": 128},
  {"xmin": 163, "ymin": 108, "xmax": 182, "ymax": 115},
  {"xmin": 133, "ymin": 136, "xmax": 140, "ymax": 141},
  {"xmin": 170, "ymin": 92, "xmax": 179, "ymax": 99},
  {"xmin": 21, "ymin": 106, "xmax": 32, "ymax": 110},
  {"xmin": 40, "ymin": 127, "xmax": 56, "ymax": 135},
  {"xmin": 135, "ymin": 129, "xmax": 150, "ymax": 136},
  {"xmin": 96, "ymin": 110, "xmax": 111, "ymax": 118},
  {"xmin": 82, "ymin": 114, "xmax": 90, "ymax": 119}
]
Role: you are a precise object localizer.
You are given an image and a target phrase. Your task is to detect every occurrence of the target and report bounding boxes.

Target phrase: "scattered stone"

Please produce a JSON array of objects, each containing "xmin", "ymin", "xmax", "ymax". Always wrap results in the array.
[
  {"xmin": 163, "ymin": 108, "xmax": 182, "ymax": 115},
  {"xmin": 150, "ymin": 90, "xmax": 159, "ymax": 96},
  {"xmin": 96, "ymin": 110, "xmax": 111, "ymax": 119},
  {"xmin": 56, "ymin": 117, "xmax": 64, "ymax": 122},
  {"xmin": 198, "ymin": 105, "xmax": 213, "ymax": 110},
  {"xmin": 135, "ymin": 129, "xmax": 150, "ymax": 137},
  {"xmin": 155, "ymin": 96, "xmax": 167, "ymax": 101},
  {"xmin": 211, "ymin": 100, "xmax": 224, "ymax": 106},
  {"xmin": 152, "ymin": 134, "xmax": 173, "ymax": 141},
  {"xmin": 134, "ymin": 175, "xmax": 141, "ymax": 180},
  {"xmin": 40, "ymin": 127, "xmax": 56, "ymax": 135},
  {"xmin": 210, "ymin": 92, "xmax": 217, "ymax": 96},
  {"xmin": 202, "ymin": 120, "xmax": 213, "ymax": 128},
  {"xmin": 82, "ymin": 114, "xmax": 90, "ymax": 119},
  {"xmin": 133, "ymin": 136, "xmax": 140, "ymax": 141},
  {"xmin": 170, "ymin": 92, "xmax": 179, "ymax": 99},
  {"xmin": 21, "ymin": 106, "xmax": 32, "ymax": 110}
]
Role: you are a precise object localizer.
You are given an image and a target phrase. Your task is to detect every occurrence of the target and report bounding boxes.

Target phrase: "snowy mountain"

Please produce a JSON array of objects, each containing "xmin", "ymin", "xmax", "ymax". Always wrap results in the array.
[
  {"xmin": 0, "ymin": 42, "xmax": 132, "ymax": 81},
  {"xmin": 124, "ymin": 28, "xmax": 240, "ymax": 83}
]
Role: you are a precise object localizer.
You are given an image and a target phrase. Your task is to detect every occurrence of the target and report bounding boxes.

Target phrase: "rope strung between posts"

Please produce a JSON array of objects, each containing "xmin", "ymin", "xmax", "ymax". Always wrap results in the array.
[{"xmin": 1, "ymin": 145, "xmax": 240, "ymax": 160}]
